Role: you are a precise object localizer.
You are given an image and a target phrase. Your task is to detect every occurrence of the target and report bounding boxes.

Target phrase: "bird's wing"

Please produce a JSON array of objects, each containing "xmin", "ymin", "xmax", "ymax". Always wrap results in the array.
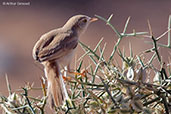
[{"xmin": 32, "ymin": 29, "xmax": 78, "ymax": 62}]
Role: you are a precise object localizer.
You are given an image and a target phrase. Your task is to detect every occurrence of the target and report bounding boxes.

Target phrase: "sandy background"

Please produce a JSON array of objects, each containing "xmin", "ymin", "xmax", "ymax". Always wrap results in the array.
[{"xmin": 0, "ymin": 0, "xmax": 171, "ymax": 112}]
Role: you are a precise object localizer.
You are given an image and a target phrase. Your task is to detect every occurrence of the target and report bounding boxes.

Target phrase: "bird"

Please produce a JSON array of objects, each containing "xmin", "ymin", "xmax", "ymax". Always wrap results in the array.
[{"xmin": 32, "ymin": 14, "xmax": 98, "ymax": 108}]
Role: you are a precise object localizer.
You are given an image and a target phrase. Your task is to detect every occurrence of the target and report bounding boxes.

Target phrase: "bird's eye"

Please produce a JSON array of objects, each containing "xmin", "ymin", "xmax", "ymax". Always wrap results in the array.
[{"xmin": 82, "ymin": 19, "xmax": 87, "ymax": 23}]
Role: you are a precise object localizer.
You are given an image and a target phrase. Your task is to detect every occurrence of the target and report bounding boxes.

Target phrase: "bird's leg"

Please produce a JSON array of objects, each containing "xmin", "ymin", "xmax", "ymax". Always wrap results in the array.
[
  {"xmin": 62, "ymin": 64, "xmax": 88, "ymax": 81},
  {"xmin": 62, "ymin": 66, "xmax": 72, "ymax": 81},
  {"xmin": 67, "ymin": 64, "xmax": 87, "ymax": 77}
]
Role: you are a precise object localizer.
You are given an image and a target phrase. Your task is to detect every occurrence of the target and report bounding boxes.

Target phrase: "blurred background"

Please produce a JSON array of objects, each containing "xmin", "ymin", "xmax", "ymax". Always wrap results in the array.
[{"xmin": 0, "ymin": 0, "xmax": 171, "ymax": 106}]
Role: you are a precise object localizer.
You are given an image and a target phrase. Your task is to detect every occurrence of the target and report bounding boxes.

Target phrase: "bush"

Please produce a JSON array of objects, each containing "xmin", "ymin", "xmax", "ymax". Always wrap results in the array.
[{"xmin": 0, "ymin": 14, "xmax": 171, "ymax": 114}]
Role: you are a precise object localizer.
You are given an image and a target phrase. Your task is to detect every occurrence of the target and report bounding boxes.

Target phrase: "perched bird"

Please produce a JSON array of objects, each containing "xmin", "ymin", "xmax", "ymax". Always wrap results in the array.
[{"xmin": 32, "ymin": 15, "xmax": 97, "ymax": 108}]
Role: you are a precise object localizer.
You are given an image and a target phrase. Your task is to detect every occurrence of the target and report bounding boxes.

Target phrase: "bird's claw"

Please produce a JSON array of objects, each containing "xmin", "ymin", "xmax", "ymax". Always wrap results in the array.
[
  {"xmin": 62, "ymin": 76, "xmax": 72, "ymax": 81},
  {"xmin": 73, "ymin": 70, "xmax": 88, "ymax": 77}
]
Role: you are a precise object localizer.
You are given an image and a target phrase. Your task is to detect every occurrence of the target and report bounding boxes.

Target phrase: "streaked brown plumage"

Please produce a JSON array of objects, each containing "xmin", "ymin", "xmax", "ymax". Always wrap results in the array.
[{"xmin": 32, "ymin": 15, "xmax": 97, "ymax": 108}]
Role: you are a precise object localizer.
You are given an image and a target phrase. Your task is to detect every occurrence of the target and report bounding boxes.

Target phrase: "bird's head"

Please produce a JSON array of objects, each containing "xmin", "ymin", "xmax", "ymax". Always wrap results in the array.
[{"xmin": 63, "ymin": 15, "xmax": 98, "ymax": 36}]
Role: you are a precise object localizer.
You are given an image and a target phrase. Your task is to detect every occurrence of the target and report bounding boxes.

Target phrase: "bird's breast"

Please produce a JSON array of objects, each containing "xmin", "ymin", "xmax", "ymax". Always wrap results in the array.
[{"xmin": 56, "ymin": 50, "xmax": 75, "ymax": 67}]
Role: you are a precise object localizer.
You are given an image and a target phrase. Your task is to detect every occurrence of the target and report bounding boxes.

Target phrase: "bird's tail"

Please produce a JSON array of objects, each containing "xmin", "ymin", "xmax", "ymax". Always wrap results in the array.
[{"xmin": 43, "ymin": 61, "xmax": 67, "ymax": 108}]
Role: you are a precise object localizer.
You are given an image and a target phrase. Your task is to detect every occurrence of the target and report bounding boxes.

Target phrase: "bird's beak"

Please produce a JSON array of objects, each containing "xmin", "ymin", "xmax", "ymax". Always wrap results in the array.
[{"xmin": 90, "ymin": 17, "xmax": 98, "ymax": 23}]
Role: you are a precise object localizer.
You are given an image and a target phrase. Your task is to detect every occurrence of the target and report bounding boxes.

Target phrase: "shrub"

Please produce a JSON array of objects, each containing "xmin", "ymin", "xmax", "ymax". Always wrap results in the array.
[{"xmin": 0, "ymin": 14, "xmax": 171, "ymax": 114}]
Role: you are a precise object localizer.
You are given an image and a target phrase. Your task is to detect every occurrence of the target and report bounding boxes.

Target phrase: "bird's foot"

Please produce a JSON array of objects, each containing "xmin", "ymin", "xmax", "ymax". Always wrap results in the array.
[
  {"xmin": 62, "ymin": 76, "xmax": 72, "ymax": 81},
  {"xmin": 71, "ymin": 70, "xmax": 88, "ymax": 77},
  {"xmin": 62, "ymin": 69, "xmax": 88, "ymax": 81}
]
